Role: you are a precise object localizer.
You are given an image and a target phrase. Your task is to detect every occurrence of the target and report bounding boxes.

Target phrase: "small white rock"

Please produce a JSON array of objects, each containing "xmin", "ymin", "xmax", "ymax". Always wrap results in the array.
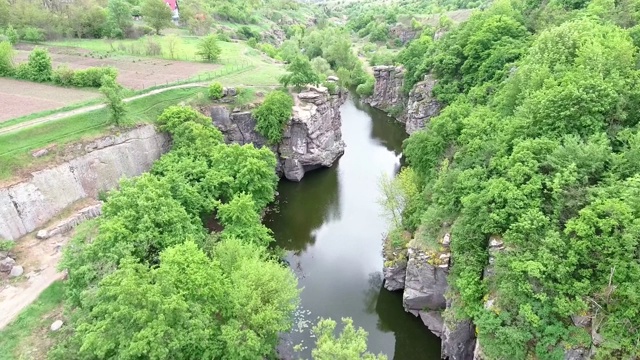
[
  {"xmin": 36, "ymin": 230, "xmax": 49, "ymax": 239},
  {"xmin": 10, "ymin": 265, "xmax": 24, "ymax": 277},
  {"xmin": 50, "ymin": 320, "xmax": 64, "ymax": 331}
]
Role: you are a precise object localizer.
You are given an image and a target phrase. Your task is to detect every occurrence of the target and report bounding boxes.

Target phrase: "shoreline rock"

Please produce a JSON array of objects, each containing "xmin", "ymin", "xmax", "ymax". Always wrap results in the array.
[{"xmin": 211, "ymin": 86, "xmax": 347, "ymax": 181}]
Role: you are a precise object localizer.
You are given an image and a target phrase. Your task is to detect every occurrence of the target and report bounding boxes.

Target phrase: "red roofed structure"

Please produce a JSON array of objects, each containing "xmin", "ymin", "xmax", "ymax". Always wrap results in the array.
[{"xmin": 163, "ymin": 0, "xmax": 178, "ymax": 11}]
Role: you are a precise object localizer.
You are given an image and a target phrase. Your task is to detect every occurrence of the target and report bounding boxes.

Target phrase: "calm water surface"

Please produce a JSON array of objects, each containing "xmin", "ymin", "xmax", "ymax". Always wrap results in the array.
[{"xmin": 265, "ymin": 96, "xmax": 441, "ymax": 359}]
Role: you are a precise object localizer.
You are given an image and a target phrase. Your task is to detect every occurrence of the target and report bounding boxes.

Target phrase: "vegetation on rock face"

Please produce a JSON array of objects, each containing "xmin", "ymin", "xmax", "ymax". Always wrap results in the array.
[
  {"xmin": 394, "ymin": 0, "xmax": 640, "ymax": 357},
  {"xmin": 253, "ymin": 90, "xmax": 294, "ymax": 144},
  {"xmin": 53, "ymin": 105, "xmax": 295, "ymax": 359}
]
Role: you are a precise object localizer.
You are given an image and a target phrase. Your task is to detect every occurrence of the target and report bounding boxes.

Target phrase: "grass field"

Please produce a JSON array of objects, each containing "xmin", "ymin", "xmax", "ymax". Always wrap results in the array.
[
  {"xmin": 0, "ymin": 281, "xmax": 65, "ymax": 360},
  {"xmin": 0, "ymin": 87, "xmax": 204, "ymax": 181}
]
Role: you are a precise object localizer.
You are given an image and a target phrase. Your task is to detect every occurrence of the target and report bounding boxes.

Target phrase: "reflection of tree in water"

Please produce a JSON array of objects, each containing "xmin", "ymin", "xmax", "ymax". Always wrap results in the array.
[
  {"xmin": 352, "ymin": 97, "xmax": 407, "ymax": 156},
  {"xmin": 367, "ymin": 272, "xmax": 442, "ymax": 360},
  {"xmin": 265, "ymin": 165, "xmax": 341, "ymax": 252}
]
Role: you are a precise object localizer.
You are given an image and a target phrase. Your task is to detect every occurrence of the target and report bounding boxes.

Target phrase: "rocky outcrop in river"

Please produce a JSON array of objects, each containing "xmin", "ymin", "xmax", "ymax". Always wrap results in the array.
[
  {"xmin": 382, "ymin": 231, "xmax": 478, "ymax": 359},
  {"xmin": 0, "ymin": 125, "xmax": 169, "ymax": 241},
  {"xmin": 365, "ymin": 66, "xmax": 405, "ymax": 112},
  {"xmin": 211, "ymin": 86, "xmax": 346, "ymax": 181}
]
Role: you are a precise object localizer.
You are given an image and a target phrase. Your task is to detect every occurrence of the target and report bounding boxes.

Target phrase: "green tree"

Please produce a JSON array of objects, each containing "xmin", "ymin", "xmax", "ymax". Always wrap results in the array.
[
  {"xmin": 5, "ymin": 25, "xmax": 18, "ymax": 45},
  {"xmin": 142, "ymin": 0, "xmax": 173, "ymax": 35},
  {"xmin": 311, "ymin": 56, "xmax": 331, "ymax": 77},
  {"xmin": 279, "ymin": 55, "xmax": 320, "ymax": 91},
  {"xmin": 253, "ymin": 90, "xmax": 294, "ymax": 143},
  {"xmin": 99, "ymin": 75, "xmax": 127, "ymax": 125},
  {"xmin": 0, "ymin": 40, "xmax": 13, "ymax": 76},
  {"xmin": 311, "ymin": 318, "xmax": 388, "ymax": 360},
  {"xmin": 24, "ymin": 47, "xmax": 51, "ymax": 82},
  {"xmin": 196, "ymin": 34, "xmax": 221, "ymax": 62},
  {"xmin": 279, "ymin": 39, "xmax": 300, "ymax": 62},
  {"xmin": 106, "ymin": 0, "xmax": 132, "ymax": 38}
]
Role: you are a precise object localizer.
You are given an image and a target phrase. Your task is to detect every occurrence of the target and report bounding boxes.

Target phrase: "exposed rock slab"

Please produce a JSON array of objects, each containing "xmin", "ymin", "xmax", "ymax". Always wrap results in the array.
[
  {"xmin": 419, "ymin": 310, "xmax": 444, "ymax": 337},
  {"xmin": 36, "ymin": 203, "xmax": 103, "ymax": 240},
  {"xmin": 0, "ymin": 125, "xmax": 170, "ymax": 240},
  {"xmin": 405, "ymin": 74, "xmax": 442, "ymax": 134},
  {"xmin": 402, "ymin": 247, "xmax": 448, "ymax": 313},
  {"xmin": 441, "ymin": 319, "xmax": 476, "ymax": 360},
  {"xmin": 383, "ymin": 261, "xmax": 407, "ymax": 291}
]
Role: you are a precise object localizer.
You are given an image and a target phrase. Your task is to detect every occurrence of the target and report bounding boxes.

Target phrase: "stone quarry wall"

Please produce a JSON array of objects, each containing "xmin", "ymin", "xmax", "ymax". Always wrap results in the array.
[
  {"xmin": 365, "ymin": 66, "xmax": 442, "ymax": 134},
  {"xmin": 211, "ymin": 86, "xmax": 347, "ymax": 181},
  {"xmin": 0, "ymin": 125, "xmax": 169, "ymax": 241}
]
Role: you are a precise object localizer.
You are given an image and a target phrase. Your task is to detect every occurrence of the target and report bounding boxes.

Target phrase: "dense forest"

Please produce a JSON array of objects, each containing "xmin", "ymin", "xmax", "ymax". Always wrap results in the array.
[{"xmin": 386, "ymin": 0, "xmax": 640, "ymax": 358}]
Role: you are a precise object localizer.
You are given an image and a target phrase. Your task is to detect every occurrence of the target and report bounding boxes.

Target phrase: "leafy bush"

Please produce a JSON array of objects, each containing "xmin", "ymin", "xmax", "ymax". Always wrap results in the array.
[
  {"xmin": 323, "ymin": 81, "xmax": 337, "ymax": 95},
  {"xmin": 51, "ymin": 66, "xmax": 76, "ymax": 86},
  {"xmin": 238, "ymin": 25, "xmax": 261, "ymax": 41},
  {"xmin": 100, "ymin": 75, "xmax": 126, "ymax": 125},
  {"xmin": 197, "ymin": 34, "xmax": 221, "ymax": 62},
  {"xmin": 15, "ymin": 47, "xmax": 51, "ymax": 82},
  {"xmin": 355, "ymin": 75, "xmax": 375, "ymax": 96},
  {"xmin": 22, "ymin": 27, "xmax": 44, "ymax": 42},
  {"xmin": 208, "ymin": 82, "xmax": 224, "ymax": 100},
  {"xmin": 0, "ymin": 239, "xmax": 15, "ymax": 251},
  {"xmin": 216, "ymin": 30, "xmax": 231, "ymax": 42},
  {"xmin": 0, "ymin": 41, "xmax": 14, "ymax": 77},
  {"xmin": 5, "ymin": 25, "xmax": 18, "ymax": 45},
  {"xmin": 51, "ymin": 66, "xmax": 117, "ymax": 87},
  {"xmin": 253, "ymin": 91, "xmax": 293, "ymax": 144},
  {"xmin": 279, "ymin": 55, "xmax": 320, "ymax": 91}
]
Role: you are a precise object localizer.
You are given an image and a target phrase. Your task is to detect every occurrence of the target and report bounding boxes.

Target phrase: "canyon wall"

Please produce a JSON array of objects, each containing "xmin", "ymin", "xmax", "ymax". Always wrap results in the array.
[
  {"xmin": 365, "ymin": 65, "xmax": 442, "ymax": 134},
  {"xmin": 0, "ymin": 125, "xmax": 169, "ymax": 241},
  {"xmin": 211, "ymin": 86, "xmax": 346, "ymax": 181}
]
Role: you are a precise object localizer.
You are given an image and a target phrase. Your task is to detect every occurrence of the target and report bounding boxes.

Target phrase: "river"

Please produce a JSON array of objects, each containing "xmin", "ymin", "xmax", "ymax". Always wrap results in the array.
[{"xmin": 265, "ymin": 96, "xmax": 441, "ymax": 359}]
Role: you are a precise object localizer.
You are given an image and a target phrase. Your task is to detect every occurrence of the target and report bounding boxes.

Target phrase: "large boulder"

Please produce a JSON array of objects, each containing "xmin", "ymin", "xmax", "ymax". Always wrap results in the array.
[
  {"xmin": 419, "ymin": 310, "xmax": 444, "ymax": 337},
  {"xmin": 0, "ymin": 256, "xmax": 16, "ymax": 272},
  {"xmin": 383, "ymin": 261, "xmax": 407, "ymax": 291},
  {"xmin": 405, "ymin": 74, "xmax": 442, "ymax": 134},
  {"xmin": 441, "ymin": 319, "xmax": 476, "ymax": 360},
  {"xmin": 402, "ymin": 247, "xmax": 449, "ymax": 314}
]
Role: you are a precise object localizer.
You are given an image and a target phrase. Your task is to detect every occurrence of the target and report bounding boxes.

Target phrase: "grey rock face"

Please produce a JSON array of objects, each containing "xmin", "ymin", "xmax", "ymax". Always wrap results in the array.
[
  {"xmin": 383, "ymin": 261, "xmax": 407, "ymax": 291},
  {"xmin": 390, "ymin": 25, "xmax": 419, "ymax": 44},
  {"xmin": 36, "ymin": 204, "xmax": 103, "ymax": 240},
  {"xmin": 9, "ymin": 265, "xmax": 23, "ymax": 277},
  {"xmin": 0, "ymin": 125, "xmax": 169, "ymax": 241},
  {"xmin": 365, "ymin": 66, "xmax": 406, "ymax": 113},
  {"xmin": 405, "ymin": 74, "xmax": 442, "ymax": 134},
  {"xmin": 441, "ymin": 319, "xmax": 476, "ymax": 360},
  {"xmin": 402, "ymin": 248, "xmax": 448, "ymax": 313},
  {"xmin": 0, "ymin": 257, "xmax": 16, "ymax": 272},
  {"xmin": 419, "ymin": 310, "xmax": 444, "ymax": 337},
  {"xmin": 565, "ymin": 348, "xmax": 589, "ymax": 360},
  {"xmin": 211, "ymin": 87, "xmax": 346, "ymax": 182}
]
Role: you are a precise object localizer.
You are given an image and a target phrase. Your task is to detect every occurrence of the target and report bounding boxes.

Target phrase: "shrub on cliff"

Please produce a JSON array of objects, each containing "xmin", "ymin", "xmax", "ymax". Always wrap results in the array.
[
  {"xmin": 208, "ymin": 81, "xmax": 224, "ymax": 100},
  {"xmin": 355, "ymin": 75, "xmax": 375, "ymax": 96},
  {"xmin": 253, "ymin": 90, "xmax": 294, "ymax": 144}
]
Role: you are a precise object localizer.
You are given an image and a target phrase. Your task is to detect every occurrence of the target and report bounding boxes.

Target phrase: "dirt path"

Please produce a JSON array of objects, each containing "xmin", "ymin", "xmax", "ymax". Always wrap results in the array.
[
  {"xmin": 0, "ymin": 232, "xmax": 68, "ymax": 330},
  {"xmin": 0, "ymin": 82, "xmax": 209, "ymax": 136}
]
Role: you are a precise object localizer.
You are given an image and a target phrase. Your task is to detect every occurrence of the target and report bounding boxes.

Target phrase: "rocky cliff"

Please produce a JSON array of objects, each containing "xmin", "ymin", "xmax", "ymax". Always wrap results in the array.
[
  {"xmin": 382, "ymin": 231, "xmax": 476, "ymax": 359},
  {"xmin": 364, "ymin": 66, "xmax": 405, "ymax": 112},
  {"xmin": 366, "ymin": 66, "xmax": 442, "ymax": 134},
  {"xmin": 211, "ymin": 86, "xmax": 346, "ymax": 181},
  {"xmin": 405, "ymin": 74, "xmax": 443, "ymax": 134},
  {"xmin": 0, "ymin": 125, "xmax": 169, "ymax": 241}
]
